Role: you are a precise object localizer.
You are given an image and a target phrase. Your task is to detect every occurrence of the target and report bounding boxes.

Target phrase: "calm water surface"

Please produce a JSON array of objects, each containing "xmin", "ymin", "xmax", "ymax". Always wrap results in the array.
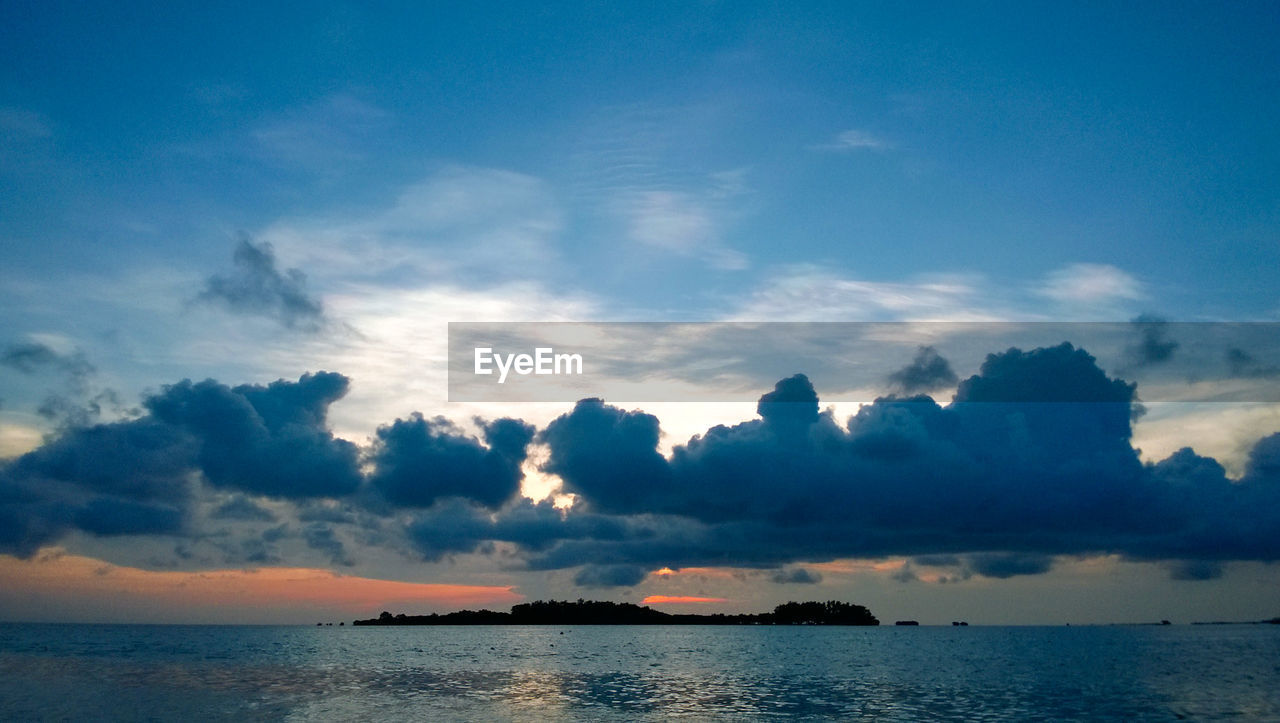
[{"xmin": 1, "ymin": 623, "xmax": 1277, "ymax": 720}]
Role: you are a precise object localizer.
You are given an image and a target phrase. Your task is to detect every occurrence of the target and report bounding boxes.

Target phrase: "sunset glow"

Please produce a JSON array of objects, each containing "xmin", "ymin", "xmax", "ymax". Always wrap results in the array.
[
  {"xmin": 0, "ymin": 549, "xmax": 522, "ymax": 623},
  {"xmin": 642, "ymin": 595, "xmax": 730, "ymax": 605}
]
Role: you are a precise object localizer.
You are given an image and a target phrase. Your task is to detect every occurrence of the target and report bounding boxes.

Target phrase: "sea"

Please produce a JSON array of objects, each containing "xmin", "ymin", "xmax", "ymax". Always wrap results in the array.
[{"xmin": 1, "ymin": 623, "xmax": 1277, "ymax": 720}]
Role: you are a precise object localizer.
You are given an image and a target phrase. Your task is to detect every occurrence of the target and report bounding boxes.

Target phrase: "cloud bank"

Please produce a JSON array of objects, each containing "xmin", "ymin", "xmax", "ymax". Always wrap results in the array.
[{"xmin": 3, "ymin": 341, "xmax": 1278, "ymax": 588}]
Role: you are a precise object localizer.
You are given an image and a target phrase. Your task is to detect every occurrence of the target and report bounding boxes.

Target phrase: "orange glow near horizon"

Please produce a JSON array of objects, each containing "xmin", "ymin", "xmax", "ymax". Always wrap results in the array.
[
  {"xmin": 642, "ymin": 595, "xmax": 729, "ymax": 604},
  {"xmin": 0, "ymin": 549, "xmax": 523, "ymax": 623}
]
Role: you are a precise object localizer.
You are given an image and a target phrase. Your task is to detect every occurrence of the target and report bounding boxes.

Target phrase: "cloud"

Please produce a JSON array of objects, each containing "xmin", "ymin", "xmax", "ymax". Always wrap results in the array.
[
  {"xmin": 250, "ymin": 94, "xmax": 391, "ymax": 171},
  {"xmin": 0, "ymin": 372, "xmax": 360, "ymax": 556},
  {"xmin": 888, "ymin": 346, "xmax": 959, "ymax": 394},
  {"xmin": 1226, "ymin": 347, "xmax": 1280, "ymax": 379},
  {"xmin": 1040, "ymin": 263, "xmax": 1144, "ymax": 307},
  {"xmin": 1166, "ymin": 559, "xmax": 1223, "ymax": 581},
  {"xmin": 817, "ymin": 129, "xmax": 889, "ymax": 151},
  {"xmin": 769, "ymin": 567, "xmax": 823, "ymax": 584},
  {"xmin": 4, "ymin": 339, "xmax": 1280, "ymax": 588},
  {"xmin": 404, "ymin": 497, "xmax": 635, "ymax": 563},
  {"xmin": 1126, "ymin": 314, "xmax": 1179, "ymax": 367},
  {"xmin": 616, "ymin": 190, "xmax": 747, "ymax": 270},
  {"xmin": 540, "ymin": 399, "xmax": 672, "ymax": 515},
  {"xmin": 528, "ymin": 342, "xmax": 1280, "ymax": 578},
  {"xmin": 197, "ymin": 237, "xmax": 326, "ymax": 330},
  {"xmin": 259, "ymin": 167, "xmax": 563, "ymax": 283},
  {"xmin": 73, "ymin": 498, "xmax": 183, "ymax": 537},
  {"xmin": 728, "ymin": 267, "xmax": 1000, "ymax": 321},
  {"xmin": 368, "ymin": 414, "xmax": 534, "ymax": 509},
  {"xmin": 566, "ymin": 103, "xmax": 751, "ymax": 271},
  {"xmin": 145, "ymin": 372, "xmax": 361, "ymax": 498},
  {"xmin": 1, "ymin": 342, "xmax": 94, "ymax": 388},
  {"xmin": 574, "ymin": 564, "xmax": 648, "ymax": 588},
  {"xmin": 303, "ymin": 523, "xmax": 352, "ymax": 567},
  {"xmin": 211, "ymin": 495, "xmax": 276, "ymax": 522},
  {"xmin": 965, "ymin": 553, "xmax": 1054, "ymax": 579}
]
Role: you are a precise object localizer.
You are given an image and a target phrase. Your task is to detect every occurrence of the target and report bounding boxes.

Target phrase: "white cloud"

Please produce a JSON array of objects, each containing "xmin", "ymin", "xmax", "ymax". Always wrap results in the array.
[
  {"xmin": 623, "ymin": 191, "xmax": 713, "ymax": 253},
  {"xmin": 816, "ymin": 128, "xmax": 889, "ymax": 152},
  {"xmin": 1039, "ymin": 263, "xmax": 1144, "ymax": 306},
  {"xmin": 565, "ymin": 103, "xmax": 752, "ymax": 270},
  {"xmin": 250, "ymin": 94, "xmax": 391, "ymax": 170},
  {"xmin": 616, "ymin": 190, "xmax": 747, "ymax": 270},
  {"xmin": 260, "ymin": 166, "xmax": 562, "ymax": 282},
  {"xmin": 728, "ymin": 266, "xmax": 1007, "ymax": 321}
]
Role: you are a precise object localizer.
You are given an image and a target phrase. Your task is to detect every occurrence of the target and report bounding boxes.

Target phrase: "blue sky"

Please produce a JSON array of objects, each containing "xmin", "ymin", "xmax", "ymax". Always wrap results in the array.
[
  {"xmin": 5, "ymin": 2, "xmax": 1279, "ymax": 315},
  {"xmin": 2, "ymin": 2, "xmax": 1279, "ymax": 623}
]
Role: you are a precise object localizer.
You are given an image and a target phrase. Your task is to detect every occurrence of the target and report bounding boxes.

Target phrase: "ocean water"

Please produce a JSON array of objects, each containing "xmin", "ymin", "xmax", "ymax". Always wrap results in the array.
[{"xmin": 1, "ymin": 623, "xmax": 1277, "ymax": 720}]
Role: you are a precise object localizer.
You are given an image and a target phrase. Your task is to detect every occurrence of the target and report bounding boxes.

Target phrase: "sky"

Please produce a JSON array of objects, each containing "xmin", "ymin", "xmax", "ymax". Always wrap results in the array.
[{"xmin": 1, "ymin": 1, "xmax": 1279, "ymax": 625}]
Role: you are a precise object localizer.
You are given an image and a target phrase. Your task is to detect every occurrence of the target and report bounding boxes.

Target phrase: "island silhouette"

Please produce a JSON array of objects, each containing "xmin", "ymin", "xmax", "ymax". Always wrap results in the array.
[{"xmin": 354, "ymin": 599, "xmax": 879, "ymax": 626}]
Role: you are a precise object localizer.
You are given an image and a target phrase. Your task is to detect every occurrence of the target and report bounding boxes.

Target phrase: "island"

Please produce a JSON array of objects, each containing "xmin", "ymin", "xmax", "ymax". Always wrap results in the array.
[{"xmin": 354, "ymin": 599, "xmax": 879, "ymax": 626}]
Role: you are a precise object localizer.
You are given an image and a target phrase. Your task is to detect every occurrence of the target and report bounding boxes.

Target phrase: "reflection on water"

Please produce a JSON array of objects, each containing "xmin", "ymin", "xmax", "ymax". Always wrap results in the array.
[{"xmin": 1, "ymin": 624, "xmax": 1278, "ymax": 720}]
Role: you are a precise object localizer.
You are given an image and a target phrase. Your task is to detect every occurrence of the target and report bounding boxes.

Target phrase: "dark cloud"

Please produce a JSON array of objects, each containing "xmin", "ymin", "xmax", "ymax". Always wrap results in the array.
[
  {"xmin": 912, "ymin": 554, "xmax": 962, "ymax": 567},
  {"xmin": 1226, "ymin": 347, "xmax": 1280, "ymax": 379},
  {"xmin": 890, "ymin": 565, "xmax": 919, "ymax": 583},
  {"xmin": 73, "ymin": 498, "xmax": 183, "ymax": 536},
  {"xmin": 405, "ymin": 497, "xmax": 636, "ymax": 562},
  {"xmin": 0, "ymin": 493, "xmax": 73, "ymax": 558},
  {"xmin": 211, "ymin": 495, "xmax": 276, "ymax": 522},
  {"xmin": 769, "ymin": 567, "xmax": 823, "ymax": 584},
  {"xmin": 1127, "ymin": 314, "xmax": 1179, "ymax": 367},
  {"xmin": 965, "ymin": 552, "xmax": 1054, "ymax": 579},
  {"xmin": 540, "ymin": 399, "xmax": 671, "ymax": 515},
  {"xmin": 146, "ymin": 372, "xmax": 361, "ymax": 498},
  {"xmin": 6, "ymin": 417, "xmax": 196, "ymax": 503},
  {"xmin": 297, "ymin": 502, "xmax": 356, "ymax": 524},
  {"xmin": 5, "ymin": 340, "xmax": 1280, "ymax": 587},
  {"xmin": 0, "ymin": 372, "xmax": 360, "ymax": 556},
  {"xmin": 574, "ymin": 564, "xmax": 648, "ymax": 588},
  {"xmin": 37, "ymin": 389, "xmax": 124, "ymax": 429},
  {"xmin": 1, "ymin": 342, "xmax": 95, "ymax": 397},
  {"xmin": 888, "ymin": 346, "xmax": 958, "ymax": 394},
  {"xmin": 198, "ymin": 237, "xmax": 326, "ymax": 330},
  {"xmin": 304, "ymin": 523, "xmax": 352, "ymax": 566},
  {"xmin": 528, "ymin": 343, "xmax": 1280, "ymax": 580},
  {"xmin": 756, "ymin": 373, "xmax": 821, "ymax": 429},
  {"xmin": 1, "ymin": 342, "xmax": 93, "ymax": 379},
  {"xmin": 1166, "ymin": 560, "xmax": 1224, "ymax": 581},
  {"xmin": 368, "ymin": 414, "xmax": 534, "ymax": 509}
]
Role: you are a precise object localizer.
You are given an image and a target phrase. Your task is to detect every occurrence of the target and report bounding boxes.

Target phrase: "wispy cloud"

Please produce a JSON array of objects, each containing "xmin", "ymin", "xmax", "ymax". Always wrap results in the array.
[
  {"xmin": 728, "ymin": 266, "xmax": 1002, "ymax": 321},
  {"xmin": 814, "ymin": 128, "xmax": 890, "ymax": 152},
  {"xmin": 615, "ymin": 190, "xmax": 747, "ymax": 270},
  {"xmin": 250, "ymin": 94, "xmax": 391, "ymax": 171},
  {"xmin": 568, "ymin": 103, "xmax": 752, "ymax": 270},
  {"xmin": 1039, "ymin": 263, "xmax": 1144, "ymax": 307},
  {"xmin": 260, "ymin": 166, "xmax": 562, "ymax": 283}
]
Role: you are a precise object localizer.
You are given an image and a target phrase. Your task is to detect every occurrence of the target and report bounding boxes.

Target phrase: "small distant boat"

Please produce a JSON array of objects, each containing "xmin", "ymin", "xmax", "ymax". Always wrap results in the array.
[{"xmin": 895, "ymin": 620, "xmax": 920, "ymax": 626}]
